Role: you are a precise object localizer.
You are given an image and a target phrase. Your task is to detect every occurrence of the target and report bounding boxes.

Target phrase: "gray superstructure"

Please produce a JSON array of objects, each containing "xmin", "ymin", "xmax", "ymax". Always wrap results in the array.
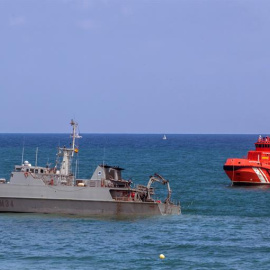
[{"xmin": 0, "ymin": 121, "xmax": 180, "ymax": 216}]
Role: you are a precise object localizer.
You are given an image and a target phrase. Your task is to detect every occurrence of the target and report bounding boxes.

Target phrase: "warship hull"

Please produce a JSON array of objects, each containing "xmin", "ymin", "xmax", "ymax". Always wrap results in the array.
[
  {"xmin": 0, "ymin": 197, "xmax": 180, "ymax": 216},
  {"xmin": 0, "ymin": 185, "xmax": 180, "ymax": 216}
]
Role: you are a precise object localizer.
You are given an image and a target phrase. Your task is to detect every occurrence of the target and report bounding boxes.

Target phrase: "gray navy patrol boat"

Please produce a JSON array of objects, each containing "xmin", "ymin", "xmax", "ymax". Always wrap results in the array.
[{"xmin": 0, "ymin": 120, "xmax": 180, "ymax": 216}]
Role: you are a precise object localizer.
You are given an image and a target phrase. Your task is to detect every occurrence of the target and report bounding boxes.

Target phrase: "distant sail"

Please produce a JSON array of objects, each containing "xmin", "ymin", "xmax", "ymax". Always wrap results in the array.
[{"xmin": 163, "ymin": 135, "xmax": 167, "ymax": 140}]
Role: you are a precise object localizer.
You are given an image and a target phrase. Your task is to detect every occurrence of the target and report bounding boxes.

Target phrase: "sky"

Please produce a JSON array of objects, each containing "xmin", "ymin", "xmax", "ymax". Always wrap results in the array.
[{"xmin": 1, "ymin": 0, "xmax": 270, "ymax": 134}]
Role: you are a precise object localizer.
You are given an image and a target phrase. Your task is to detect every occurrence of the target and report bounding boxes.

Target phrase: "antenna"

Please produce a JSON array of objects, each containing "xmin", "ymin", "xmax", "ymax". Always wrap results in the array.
[
  {"xmin": 103, "ymin": 146, "xmax": 106, "ymax": 167},
  {"xmin": 102, "ymin": 135, "xmax": 108, "ymax": 167},
  {"xmin": 35, "ymin": 147, "xmax": 38, "ymax": 167},
  {"xmin": 75, "ymin": 158, "xmax": 79, "ymax": 180},
  {"xmin": 21, "ymin": 138, "xmax": 25, "ymax": 165}
]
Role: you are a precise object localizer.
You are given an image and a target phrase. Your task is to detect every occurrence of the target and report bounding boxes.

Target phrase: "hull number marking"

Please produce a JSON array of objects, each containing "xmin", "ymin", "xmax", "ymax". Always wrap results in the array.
[{"xmin": 0, "ymin": 200, "xmax": 14, "ymax": 208}]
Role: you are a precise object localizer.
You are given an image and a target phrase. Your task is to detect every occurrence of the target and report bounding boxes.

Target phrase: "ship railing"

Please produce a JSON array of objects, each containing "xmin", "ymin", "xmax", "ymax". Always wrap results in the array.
[
  {"xmin": 113, "ymin": 196, "xmax": 134, "ymax": 202},
  {"xmin": 136, "ymin": 184, "xmax": 154, "ymax": 194},
  {"xmin": 112, "ymin": 195, "xmax": 180, "ymax": 205},
  {"xmin": 153, "ymin": 197, "xmax": 180, "ymax": 206}
]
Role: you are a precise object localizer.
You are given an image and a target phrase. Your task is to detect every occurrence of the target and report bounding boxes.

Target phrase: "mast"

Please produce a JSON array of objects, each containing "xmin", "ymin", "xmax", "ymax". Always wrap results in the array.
[
  {"xmin": 58, "ymin": 120, "xmax": 82, "ymax": 176},
  {"xmin": 70, "ymin": 119, "xmax": 82, "ymax": 156}
]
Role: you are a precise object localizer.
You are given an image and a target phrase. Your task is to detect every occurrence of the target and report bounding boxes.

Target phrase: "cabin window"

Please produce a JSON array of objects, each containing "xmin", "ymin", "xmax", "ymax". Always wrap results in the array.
[
  {"xmin": 40, "ymin": 169, "xmax": 44, "ymax": 173},
  {"xmin": 26, "ymin": 169, "xmax": 29, "ymax": 172},
  {"xmin": 30, "ymin": 169, "xmax": 34, "ymax": 173},
  {"xmin": 35, "ymin": 169, "xmax": 38, "ymax": 173}
]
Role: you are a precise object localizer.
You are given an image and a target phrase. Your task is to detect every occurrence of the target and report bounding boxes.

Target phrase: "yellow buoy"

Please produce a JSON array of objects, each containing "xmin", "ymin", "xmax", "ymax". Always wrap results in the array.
[{"xmin": 159, "ymin": 254, "xmax": 165, "ymax": 259}]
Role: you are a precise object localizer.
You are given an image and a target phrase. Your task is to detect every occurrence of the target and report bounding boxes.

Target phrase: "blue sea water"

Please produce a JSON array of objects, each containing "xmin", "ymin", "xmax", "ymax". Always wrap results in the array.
[{"xmin": 0, "ymin": 134, "xmax": 270, "ymax": 270}]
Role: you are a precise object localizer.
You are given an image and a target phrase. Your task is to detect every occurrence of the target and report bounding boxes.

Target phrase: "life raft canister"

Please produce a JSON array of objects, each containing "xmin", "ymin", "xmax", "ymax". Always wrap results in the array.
[
  {"xmin": 50, "ymin": 179, "xmax": 54, "ymax": 185},
  {"xmin": 131, "ymin": 192, "xmax": 136, "ymax": 198},
  {"xmin": 24, "ymin": 172, "xmax": 28, "ymax": 177}
]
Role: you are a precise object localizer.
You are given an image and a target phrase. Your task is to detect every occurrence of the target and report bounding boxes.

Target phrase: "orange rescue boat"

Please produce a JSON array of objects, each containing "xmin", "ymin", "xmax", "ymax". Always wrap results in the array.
[{"xmin": 224, "ymin": 135, "xmax": 270, "ymax": 185}]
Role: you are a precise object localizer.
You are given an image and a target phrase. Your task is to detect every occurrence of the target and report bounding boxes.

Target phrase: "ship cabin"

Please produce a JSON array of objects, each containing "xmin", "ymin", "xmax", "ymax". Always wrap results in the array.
[
  {"xmin": 247, "ymin": 136, "xmax": 270, "ymax": 162},
  {"xmin": 254, "ymin": 136, "xmax": 270, "ymax": 151},
  {"xmin": 14, "ymin": 161, "xmax": 52, "ymax": 175},
  {"xmin": 90, "ymin": 164, "xmax": 131, "ymax": 188}
]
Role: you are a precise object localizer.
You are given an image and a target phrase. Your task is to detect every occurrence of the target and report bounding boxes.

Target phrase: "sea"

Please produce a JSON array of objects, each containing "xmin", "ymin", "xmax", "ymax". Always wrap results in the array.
[{"xmin": 0, "ymin": 134, "xmax": 270, "ymax": 270}]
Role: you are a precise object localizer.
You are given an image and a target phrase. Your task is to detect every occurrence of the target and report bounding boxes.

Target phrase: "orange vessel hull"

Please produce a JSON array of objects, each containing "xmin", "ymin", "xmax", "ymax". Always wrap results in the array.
[
  {"xmin": 223, "ymin": 136, "xmax": 270, "ymax": 185},
  {"xmin": 224, "ymin": 159, "xmax": 270, "ymax": 185}
]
